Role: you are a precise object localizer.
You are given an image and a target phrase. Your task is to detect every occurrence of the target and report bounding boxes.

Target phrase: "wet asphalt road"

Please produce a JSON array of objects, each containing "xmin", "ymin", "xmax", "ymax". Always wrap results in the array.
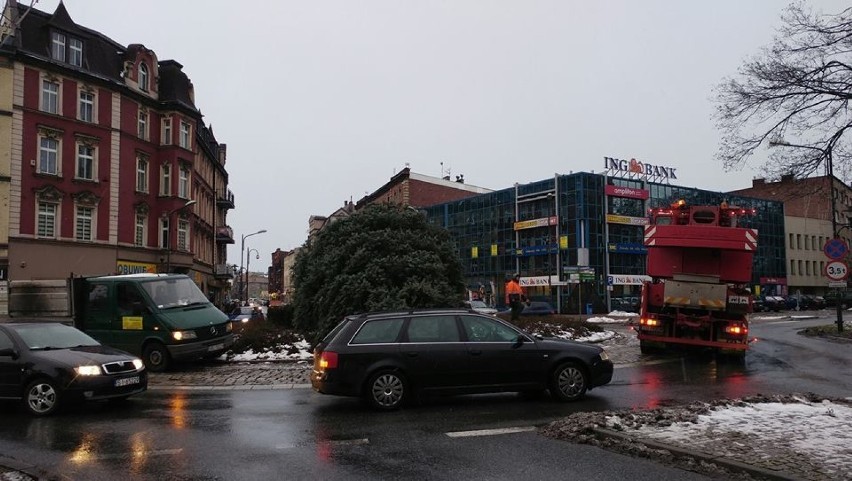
[{"xmin": 0, "ymin": 311, "xmax": 848, "ymax": 480}]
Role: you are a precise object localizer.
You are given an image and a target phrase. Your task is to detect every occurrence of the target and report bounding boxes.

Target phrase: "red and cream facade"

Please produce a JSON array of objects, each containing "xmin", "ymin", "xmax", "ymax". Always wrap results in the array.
[{"xmin": 0, "ymin": 1, "xmax": 235, "ymax": 305}]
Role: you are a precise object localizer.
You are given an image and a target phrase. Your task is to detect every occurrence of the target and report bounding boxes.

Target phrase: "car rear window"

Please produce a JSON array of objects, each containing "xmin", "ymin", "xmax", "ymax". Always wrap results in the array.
[
  {"xmin": 350, "ymin": 318, "xmax": 404, "ymax": 344},
  {"xmin": 322, "ymin": 319, "xmax": 352, "ymax": 343}
]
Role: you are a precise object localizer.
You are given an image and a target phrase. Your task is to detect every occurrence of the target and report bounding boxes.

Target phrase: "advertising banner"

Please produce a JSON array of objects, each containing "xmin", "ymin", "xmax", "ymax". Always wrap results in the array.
[
  {"xmin": 607, "ymin": 242, "xmax": 648, "ymax": 254},
  {"xmin": 520, "ymin": 276, "xmax": 551, "ymax": 287},
  {"xmin": 607, "ymin": 274, "xmax": 652, "ymax": 285}
]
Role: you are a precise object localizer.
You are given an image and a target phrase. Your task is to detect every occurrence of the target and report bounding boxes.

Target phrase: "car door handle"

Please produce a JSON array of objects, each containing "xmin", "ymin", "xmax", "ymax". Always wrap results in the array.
[
  {"xmin": 469, "ymin": 350, "xmax": 482, "ymax": 356},
  {"xmin": 405, "ymin": 352, "xmax": 419, "ymax": 358}
]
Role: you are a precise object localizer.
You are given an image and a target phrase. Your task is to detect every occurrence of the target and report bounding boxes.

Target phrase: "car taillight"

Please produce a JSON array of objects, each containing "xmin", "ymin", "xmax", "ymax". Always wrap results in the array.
[
  {"xmin": 318, "ymin": 351, "xmax": 338, "ymax": 370},
  {"xmin": 725, "ymin": 324, "xmax": 748, "ymax": 335}
]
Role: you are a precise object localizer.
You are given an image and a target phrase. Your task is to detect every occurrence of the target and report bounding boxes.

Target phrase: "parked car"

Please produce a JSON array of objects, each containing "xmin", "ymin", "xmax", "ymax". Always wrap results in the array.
[
  {"xmin": 759, "ymin": 295, "xmax": 785, "ymax": 312},
  {"xmin": 823, "ymin": 290, "xmax": 852, "ymax": 309},
  {"xmin": 311, "ymin": 309, "xmax": 613, "ymax": 410},
  {"xmin": 802, "ymin": 295, "xmax": 826, "ymax": 310},
  {"xmin": 0, "ymin": 322, "xmax": 147, "ymax": 416},
  {"xmin": 522, "ymin": 301, "xmax": 556, "ymax": 316},
  {"xmin": 463, "ymin": 300, "xmax": 498, "ymax": 316}
]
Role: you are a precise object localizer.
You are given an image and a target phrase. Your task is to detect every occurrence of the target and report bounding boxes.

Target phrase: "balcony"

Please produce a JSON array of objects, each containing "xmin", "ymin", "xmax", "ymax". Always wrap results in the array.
[
  {"xmin": 214, "ymin": 264, "xmax": 234, "ymax": 279},
  {"xmin": 217, "ymin": 189, "xmax": 235, "ymax": 209},
  {"xmin": 216, "ymin": 225, "xmax": 235, "ymax": 244}
]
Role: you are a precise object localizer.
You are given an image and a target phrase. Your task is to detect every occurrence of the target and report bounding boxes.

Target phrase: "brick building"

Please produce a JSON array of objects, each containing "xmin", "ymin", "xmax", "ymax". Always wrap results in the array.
[
  {"xmin": 730, "ymin": 175, "xmax": 852, "ymax": 295},
  {"xmin": 355, "ymin": 167, "xmax": 491, "ymax": 209},
  {"xmin": 0, "ymin": 1, "xmax": 235, "ymax": 306}
]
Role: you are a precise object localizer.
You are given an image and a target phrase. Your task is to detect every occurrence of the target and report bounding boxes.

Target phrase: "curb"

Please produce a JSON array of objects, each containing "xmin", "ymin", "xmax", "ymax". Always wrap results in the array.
[
  {"xmin": 592, "ymin": 428, "xmax": 806, "ymax": 481},
  {"xmin": 0, "ymin": 454, "xmax": 70, "ymax": 481}
]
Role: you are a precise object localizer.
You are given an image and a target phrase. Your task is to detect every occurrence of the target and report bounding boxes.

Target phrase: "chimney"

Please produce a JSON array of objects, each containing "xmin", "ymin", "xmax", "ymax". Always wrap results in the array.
[{"xmin": 752, "ymin": 178, "xmax": 765, "ymax": 187}]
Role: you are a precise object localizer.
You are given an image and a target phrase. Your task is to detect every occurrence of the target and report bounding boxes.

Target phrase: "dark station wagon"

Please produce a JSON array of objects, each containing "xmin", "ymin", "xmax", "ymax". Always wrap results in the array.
[{"xmin": 311, "ymin": 309, "xmax": 613, "ymax": 410}]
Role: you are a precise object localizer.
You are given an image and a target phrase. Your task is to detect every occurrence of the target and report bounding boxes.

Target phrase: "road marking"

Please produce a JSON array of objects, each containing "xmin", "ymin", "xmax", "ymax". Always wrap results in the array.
[
  {"xmin": 446, "ymin": 426, "xmax": 536, "ymax": 438},
  {"xmin": 275, "ymin": 438, "xmax": 369, "ymax": 450}
]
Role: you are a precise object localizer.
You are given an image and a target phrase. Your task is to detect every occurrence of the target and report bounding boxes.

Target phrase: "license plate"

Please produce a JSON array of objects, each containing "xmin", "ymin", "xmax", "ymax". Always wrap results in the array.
[
  {"xmin": 208, "ymin": 343, "xmax": 225, "ymax": 352},
  {"xmin": 115, "ymin": 376, "xmax": 140, "ymax": 387}
]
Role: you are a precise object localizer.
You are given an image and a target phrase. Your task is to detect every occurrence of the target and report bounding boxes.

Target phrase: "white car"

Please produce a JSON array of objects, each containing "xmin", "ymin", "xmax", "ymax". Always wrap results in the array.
[{"xmin": 465, "ymin": 300, "xmax": 498, "ymax": 315}]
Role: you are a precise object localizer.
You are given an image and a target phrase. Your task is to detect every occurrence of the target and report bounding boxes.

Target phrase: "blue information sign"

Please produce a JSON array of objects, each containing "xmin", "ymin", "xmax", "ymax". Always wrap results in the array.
[{"xmin": 824, "ymin": 238, "xmax": 849, "ymax": 260}]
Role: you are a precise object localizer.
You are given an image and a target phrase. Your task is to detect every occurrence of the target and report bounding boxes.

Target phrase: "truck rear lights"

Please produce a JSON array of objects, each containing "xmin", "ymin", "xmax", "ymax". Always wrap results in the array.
[
  {"xmin": 318, "ymin": 351, "xmax": 338, "ymax": 370},
  {"xmin": 725, "ymin": 325, "xmax": 748, "ymax": 335},
  {"xmin": 640, "ymin": 318, "xmax": 660, "ymax": 327}
]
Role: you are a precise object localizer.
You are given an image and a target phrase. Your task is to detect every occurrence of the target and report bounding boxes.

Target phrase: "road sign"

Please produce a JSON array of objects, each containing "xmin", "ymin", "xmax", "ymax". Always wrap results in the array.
[
  {"xmin": 828, "ymin": 281, "xmax": 848, "ymax": 288},
  {"xmin": 823, "ymin": 238, "xmax": 849, "ymax": 260},
  {"xmin": 824, "ymin": 260, "xmax": 849, "ymax": 281}
]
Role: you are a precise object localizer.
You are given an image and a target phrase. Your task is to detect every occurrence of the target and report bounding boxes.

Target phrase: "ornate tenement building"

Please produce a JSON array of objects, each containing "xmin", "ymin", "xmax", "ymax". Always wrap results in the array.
[{"xmin": 0, "ymin": 1, "xmax": 235, "ymax": 305}]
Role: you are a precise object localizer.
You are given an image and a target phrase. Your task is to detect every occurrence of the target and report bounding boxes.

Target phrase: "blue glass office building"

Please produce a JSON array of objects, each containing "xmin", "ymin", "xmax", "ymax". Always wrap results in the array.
[{"xmin": 422, "ymin": 171, "xmax": 785, "ymax": 313}]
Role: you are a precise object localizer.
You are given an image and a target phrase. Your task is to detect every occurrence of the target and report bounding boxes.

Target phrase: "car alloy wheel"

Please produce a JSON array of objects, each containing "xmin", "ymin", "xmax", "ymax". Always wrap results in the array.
[
  {"xmin": 368, "ymin": 371, "xmax": 406, "ymax": 410},
  {"xmin": 25, "ymin": 379, "xmax": 59, "ymax": 416},
  {"xmin": 550, "ymin": 362, "xmax": 588, "ymax": 402}
]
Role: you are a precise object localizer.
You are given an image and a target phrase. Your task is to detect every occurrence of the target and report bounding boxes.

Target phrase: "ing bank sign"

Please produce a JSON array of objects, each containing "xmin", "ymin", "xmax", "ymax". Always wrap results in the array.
[{"xmin": 604, "ymin": 156, "xmax": 677, "ymax": 182}]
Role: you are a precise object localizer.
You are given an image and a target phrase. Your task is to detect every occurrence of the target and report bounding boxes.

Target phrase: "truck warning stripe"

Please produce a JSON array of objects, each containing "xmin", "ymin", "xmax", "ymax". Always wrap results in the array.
[
  {"xmin": 645, "ymin": 226, "xmax": 657, "ymax": 246},
  {"xmin": 745, "ymin": 229, "xmax": 757, "ymax": 251},
  {"xmin": 664, "ymin": 297, "xmax": 726, "ymax": 308}
]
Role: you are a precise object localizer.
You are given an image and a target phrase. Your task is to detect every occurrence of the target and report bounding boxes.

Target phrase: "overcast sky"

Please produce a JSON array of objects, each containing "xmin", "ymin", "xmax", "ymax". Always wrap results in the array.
[{"xmin": 32, "ymin": 0, "xmax": 850, "ymax": 270}]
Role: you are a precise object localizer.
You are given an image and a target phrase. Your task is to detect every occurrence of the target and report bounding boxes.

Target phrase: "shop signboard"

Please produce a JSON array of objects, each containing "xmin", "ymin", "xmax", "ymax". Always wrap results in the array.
[
  {"xmin": 513, "ymin": 216, "xmax": 558, "ymax": 231},
  {"xmin": 516, "ymin": 245, "xmax": 558, "ymax": 257},
  {"xmin": 604, "ymin": 156, "xmax": 678, "ymax": 182},
  {"xmin": 605, "ymin": 184, "xmax": 649, "ymax": 200},
  {"xmin": 607, "ymin": 274, "xmax": 652, "ymax": 286},
  {"xmin": 607, "ymin": 242, "xmax": 648, "ymax": 254},
  {"xmin": 519, "ymin": 276, "xmax": 551, "ymax": 287},
  {"xmin": 117, "ymin": 261, "xmax": 157, "ymax": 275},
  {"xmin": 606, "ymin": 214, "xmax": 649, "ymax": 226}
]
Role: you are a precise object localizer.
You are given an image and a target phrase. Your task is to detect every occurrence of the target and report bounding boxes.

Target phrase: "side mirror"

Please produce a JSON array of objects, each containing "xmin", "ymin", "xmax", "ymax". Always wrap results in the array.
[{"xmin": 0, "ymin": 347, "xmax": 19, "ymax": 359}]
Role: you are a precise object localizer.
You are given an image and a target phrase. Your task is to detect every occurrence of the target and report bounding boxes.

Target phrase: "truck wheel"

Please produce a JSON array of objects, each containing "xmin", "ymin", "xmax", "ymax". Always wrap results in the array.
[
  {"xmin": 639, "ymin": 341, "xmax": 657, "ymax": 354},
  {"xmin": 716, "ymin": 349, "xmax": 746, "ymax": 364},
  {"xmin": 143, "ymin": 342, "xmax": 171, "ymax": 372}
]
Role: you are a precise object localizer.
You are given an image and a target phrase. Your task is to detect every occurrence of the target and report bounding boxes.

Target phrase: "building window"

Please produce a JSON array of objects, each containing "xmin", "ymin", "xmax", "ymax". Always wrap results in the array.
[
  {"xmin": 789, "ymin": 233, "xmax": 794, "ymax": 249},
  {"xmin": 160, "ymin": 163, "xmax": 171, "ymax": 196},
  {"xmin": 178, "ymin": 219, "xmax": 189, "ymax": 251},
  {"xmin": 160, "ymin": 217, "xmax": 169, "ymax": 249},
  {"xmin": 79, "ymin": 91, "xmax": 94, "ymax": 122},
  {"xmin": 38, "ymin": 137, "xmax": 59, "ymax": 175},
  {"xmin": 37, "ymin": 202, "xmax": 57, "ymax": 238},
  {"xmin": 139, "ymin": 62, "xmax": 149, "ymax": 92},
  {"xmin": 179, "ymin": 120, "xmax": 191, "ymax": 149},
  {"xmin": 41, "ymin": 80, "xmax": 59, "ymax": 114},
  {"xmin": 75, "ymin": 206, "xmax": 93, "ymax": 241},
  {"xmin": 138, "ymin": 109, "xmax": 148, "ymax": 140},
  {"xmin": 178, "ymin": 165, "xmax": 189, "ymax": 199},
  {"xmin": 50, "ymin": 32, "xmax": 65, "ymax": 61},
  {"xmin": 69, "ymin": 38, "xmax": 83, "ymax": 67},
  {"xmin": 796, "ymin": 234, "xmax": 801, "ymax": 250},
  {"xmin": 790, "ymin": 259, "xmax": 796, "ymax": 276},
  {"xmin": 135, "ymin": 214, "xmax": 146, "ymax": 247},
  {"xmin": 136, "ymin": 155, "xmax": 148, "ymax": 193},
  {"xmin": 161, "ymin": 118, "xmax": 172, "ymax": 145},
  {"xmin": 76, "ymin": 143, "xmax": 94, "ymax": 180},
  {"xmin": 798, "ymin": 260, "xmax": 803, "ymax": 276}
]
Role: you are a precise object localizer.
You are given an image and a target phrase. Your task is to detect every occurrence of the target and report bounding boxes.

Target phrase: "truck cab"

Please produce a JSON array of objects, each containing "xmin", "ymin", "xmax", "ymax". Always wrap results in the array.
[{"xmin": 73, "ymin": 274, "xmax": 234, "ymax": 371}]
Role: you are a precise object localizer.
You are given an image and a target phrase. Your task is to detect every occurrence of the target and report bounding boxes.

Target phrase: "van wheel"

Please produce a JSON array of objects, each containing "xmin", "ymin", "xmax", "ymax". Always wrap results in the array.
[{"xmin": 143, "ymin": 342, "xmax": 171, "ymax": 372}]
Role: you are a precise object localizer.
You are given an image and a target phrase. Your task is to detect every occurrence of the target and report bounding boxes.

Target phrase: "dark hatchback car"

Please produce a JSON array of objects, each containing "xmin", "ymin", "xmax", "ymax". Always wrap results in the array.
[
  {"xmin": 311, "ymin": 309, "xmax": 613, "ymax": 410},
  {"xmin": 0, "ymin": 323, "xmax": 148, "ymax": 416},
  {"xmin": 522, "ymin": 301, "xmax": 556, "ymax": 316}
]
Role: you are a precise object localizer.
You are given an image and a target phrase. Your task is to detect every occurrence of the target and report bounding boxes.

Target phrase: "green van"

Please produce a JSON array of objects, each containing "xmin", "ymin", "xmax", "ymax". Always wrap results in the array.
[{"xmin": 71, "ymin": 273, "xmax": 234, "ymax": 371}]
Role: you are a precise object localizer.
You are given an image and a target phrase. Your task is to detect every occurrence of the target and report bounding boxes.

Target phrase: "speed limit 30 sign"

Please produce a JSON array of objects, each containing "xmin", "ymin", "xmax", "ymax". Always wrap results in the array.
[{"xmin": 825, "ymin": 260, "xmax": 849, "ymax": 281}]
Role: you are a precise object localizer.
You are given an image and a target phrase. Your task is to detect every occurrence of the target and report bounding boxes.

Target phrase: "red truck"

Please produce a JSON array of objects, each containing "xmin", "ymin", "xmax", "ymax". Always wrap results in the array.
[{"xmin": 635, "ymin": 200, "xmax": 758, "ymax": 359}]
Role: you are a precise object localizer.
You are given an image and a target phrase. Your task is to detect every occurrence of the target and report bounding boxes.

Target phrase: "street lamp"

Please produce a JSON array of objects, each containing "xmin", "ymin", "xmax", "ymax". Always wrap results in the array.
[
  {"xmin": 769, "ymin": 139, "xmax": 844, "ymax": 332},
  {"xmin": 239, "ymin": 229, "xmax": 266, "ymax": 305},
  {"xmin": 164, "ymin": 199, "xmax": 197, "ymax": 273},
  {"xmin": 245, "ymin": 248, "xmax": 259, "ymax": 304}
]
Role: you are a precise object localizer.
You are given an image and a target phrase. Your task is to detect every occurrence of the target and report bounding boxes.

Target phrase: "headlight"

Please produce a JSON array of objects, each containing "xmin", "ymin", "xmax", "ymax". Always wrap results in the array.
[
  {"xmin": 75, "ymin": 365, "xmax": 102, "ymax": 376},
  {"xmin": 132, "ymin": 358, "xmax": 144, "ymax": 370},
  {"xmin": 599, "ymin": 350, "xmax": 610, "ymax": 361},
  {"xmin": 172, "ymin": 330, "xmax": 197, "ymax": 341}
]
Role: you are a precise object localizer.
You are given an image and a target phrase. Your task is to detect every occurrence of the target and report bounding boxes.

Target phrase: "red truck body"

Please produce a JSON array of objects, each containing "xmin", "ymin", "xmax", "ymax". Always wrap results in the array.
[{"xmin": 636, "ymin": 202, "xmax": 758, "ymax": 357}]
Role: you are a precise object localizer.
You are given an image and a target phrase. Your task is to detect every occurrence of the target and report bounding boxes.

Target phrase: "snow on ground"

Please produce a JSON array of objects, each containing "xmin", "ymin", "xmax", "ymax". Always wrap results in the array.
[
  {"xmin": 632, "ymin": 397, "xmax": 852, "ymax": 472},
  {"xmin": 587, "ymin": 313, "xmax": 635, "ymax": 324}
]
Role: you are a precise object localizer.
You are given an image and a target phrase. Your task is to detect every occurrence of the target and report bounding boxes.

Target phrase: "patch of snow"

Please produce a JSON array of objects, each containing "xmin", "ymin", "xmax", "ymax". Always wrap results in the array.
[
  {"xmin": 606, "ymin": 310, "xmax": 638, "ymax": 317},
  {"xmin": 588, "ymin": 315, "xmax": 632, "ymax": 324}
]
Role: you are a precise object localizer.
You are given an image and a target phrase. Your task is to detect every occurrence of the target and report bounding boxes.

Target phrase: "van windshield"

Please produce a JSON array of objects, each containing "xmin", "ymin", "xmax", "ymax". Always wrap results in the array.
[{"xmin": 141, "ymin": 277, "xmax": 209, "ymax": 309}]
